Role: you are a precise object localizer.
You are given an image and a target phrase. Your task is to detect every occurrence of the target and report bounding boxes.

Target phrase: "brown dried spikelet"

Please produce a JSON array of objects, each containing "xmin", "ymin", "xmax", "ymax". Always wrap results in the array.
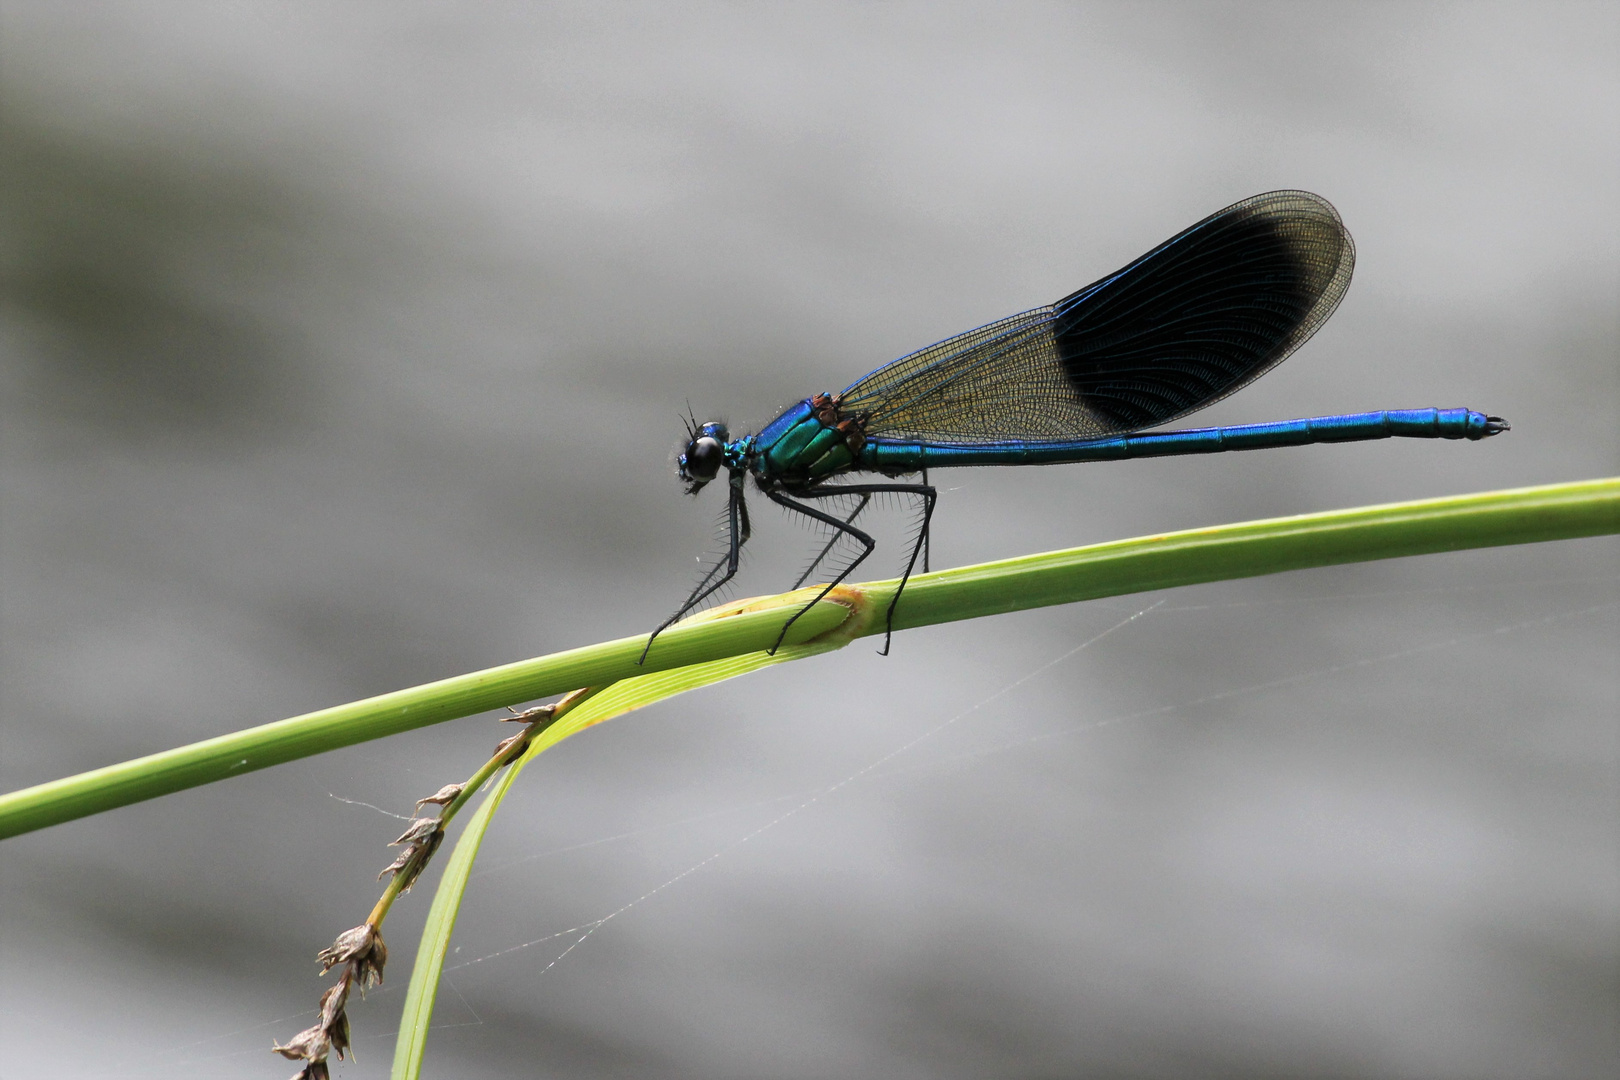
[
  {"xmin": 391, "ymin": 816, "xmax": 442, "ymax": 846},
  {"xmin": 317, "ymin": 923, "xmax": 387, "ymax": 986},
  {"xmin": 378, "ymin": 827, "xmax": 443, "ymax": 892},
  {"xmin": 271, "ymin": 1023, "xmax": 329, "ymax": 1062},
  {"xmin": 505, "ymin": 703, "xmax": 557, "ymax": 723},
  {"xmin": 415, "ymin": 783, "xmax": 464, "ymax": 811},
  {"xmin": 354, "ymin": 929, "xmax": 388, "ymax": 989},
  {"xmin": 317, "ymin": 982, "xmax": 353, "ymax": 1059},
  {"xmin": 492, "ymin": 730, "xmax": 529, "ymax": 757}
]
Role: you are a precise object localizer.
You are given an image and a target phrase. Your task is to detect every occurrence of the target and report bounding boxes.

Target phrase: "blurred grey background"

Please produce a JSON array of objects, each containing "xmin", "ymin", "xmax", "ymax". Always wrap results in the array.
[{"xmin": 1, "ymin": 4, "xmax": 1616, "ymax": 1077}]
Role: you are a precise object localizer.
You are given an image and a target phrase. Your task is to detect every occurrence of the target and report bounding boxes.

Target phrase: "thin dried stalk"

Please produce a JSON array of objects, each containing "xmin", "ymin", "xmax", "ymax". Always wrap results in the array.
[{"xmin": 269, "ymin": 687, "xmax": 600, "ymax": 1077}]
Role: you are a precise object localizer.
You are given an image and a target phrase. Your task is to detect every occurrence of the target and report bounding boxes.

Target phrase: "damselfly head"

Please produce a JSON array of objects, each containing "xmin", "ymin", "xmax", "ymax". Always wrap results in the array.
[{"xmin": 677, "ymin": 421, "xmax": 729, "ymax": 492}]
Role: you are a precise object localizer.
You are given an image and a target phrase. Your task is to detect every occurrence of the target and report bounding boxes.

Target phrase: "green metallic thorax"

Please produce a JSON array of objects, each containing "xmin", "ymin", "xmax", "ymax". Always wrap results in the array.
[{"xmin": 746, "ymin": 394, "xmax": 866, "ymax": 490}]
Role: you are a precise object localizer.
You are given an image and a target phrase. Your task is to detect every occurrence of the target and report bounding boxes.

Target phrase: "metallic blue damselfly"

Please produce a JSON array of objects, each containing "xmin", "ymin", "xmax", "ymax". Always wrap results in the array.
[{"xmin": 645, "ymin": 191, "xmax": 1507, "ymax": 661}]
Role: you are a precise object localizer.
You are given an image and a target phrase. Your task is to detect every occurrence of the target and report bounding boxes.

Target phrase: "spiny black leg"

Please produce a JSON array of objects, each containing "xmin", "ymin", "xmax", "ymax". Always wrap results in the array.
[
  {"xmin": 883, "ymin": 481, "xmax": 935, "ymax": 655},
  {"xmin": 765, "ymin": 489, "xmax": 877, "ymax": 655},
  {"xmin": 790, "ymin": 481, "xmax": 936, "ymax": 655},
  {"xmin": 640, "ymin": 472, "xmax": 751, "ymax": 664},
  {"xmin": 735, "ymin": 474, "xmax": 752, "ymax": 546},
  {"xmin": 793, "ymin": 493, "xmax": 871, "ymax": 590},
  {"xmin": 920, "ymin": 467, "xmax": 930, "ymax": 574}
]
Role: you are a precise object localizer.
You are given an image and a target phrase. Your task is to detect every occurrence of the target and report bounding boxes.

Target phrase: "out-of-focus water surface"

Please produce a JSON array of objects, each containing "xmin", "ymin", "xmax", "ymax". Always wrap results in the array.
[{"xmin": 1, "ymin": 4, "xmax": 1615, "ymax": 1077}]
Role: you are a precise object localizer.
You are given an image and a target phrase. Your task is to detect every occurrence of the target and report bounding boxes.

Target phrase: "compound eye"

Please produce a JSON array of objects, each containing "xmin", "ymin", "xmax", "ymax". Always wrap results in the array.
[{"xmin": 683, "ymin": 435, "xmax": 724, "ymax": 481}]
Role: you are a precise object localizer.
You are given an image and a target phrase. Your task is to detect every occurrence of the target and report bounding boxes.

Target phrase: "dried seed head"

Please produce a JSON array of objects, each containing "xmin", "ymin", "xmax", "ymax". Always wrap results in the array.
[
  {"xmin": 493, "ymin": 730, "xmax": 528, "ymax": 757},
  {"xmin": 327, "ymin": 1006, "xmax": 352, "ymax": 1062},
  {"xmin": 377, "ymin": 821, "xmax": 444, "ymax": 892},
  {"xmin": 316, "ymin": 923, "xmax": 387, "ymax": 986},
  {"xmin": 378, "ymin": 847, "xmax": 412, "ymax": 880},
  {"xmin": 317, "ymin": 924, "xmax": 375, "ymax": 973},
  {"xmin": 354, "ymin": 929, "xmax": 388, "ymax": 989},
  {"xmin": 396, "ymin": 830, "xmax": 443, "ymax": 893},
  {"xmin": 415, "ymin": 784, "xmax": 464, "ymax": 811},
  {"xmin": 305, "ymin": 981, "xmax": 355, "ymax": 1060},
  {"xmin": 505, "ymin": 703, "xmax": 557, "ymax": 723},
  {"xmin": 391, "ymin": 816, "xmax": 441, "ymax": 847},
  {"xmin": 318, "ymin": 981, "xmax": 349, "ymax": 1026},
  {"xmin": 271, "ymin": 1023, "xmax": 330, "ymax": 1062}
]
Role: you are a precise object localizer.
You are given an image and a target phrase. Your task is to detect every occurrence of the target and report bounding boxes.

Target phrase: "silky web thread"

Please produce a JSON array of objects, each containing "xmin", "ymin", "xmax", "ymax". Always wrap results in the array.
[{"xmin": 434, "ymin": 600, "xmax": 1167, "ymax": 985}]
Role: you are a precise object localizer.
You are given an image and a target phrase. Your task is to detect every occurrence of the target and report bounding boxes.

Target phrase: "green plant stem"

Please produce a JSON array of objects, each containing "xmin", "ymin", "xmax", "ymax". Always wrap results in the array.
[
  {"xmin": 367, "ymin": 861, "xmax": 413, "ymax": 929},
  {"xmin": 2, "ymin": 476, "xmax": 1616, "ymax": 841},
  {"xmin": 0, "ymin": 595, "xmax": 854, "ymax": 841},
  {"xmin": 891, "ymin": 475, "xmax": 1620, "ymax": 630}
]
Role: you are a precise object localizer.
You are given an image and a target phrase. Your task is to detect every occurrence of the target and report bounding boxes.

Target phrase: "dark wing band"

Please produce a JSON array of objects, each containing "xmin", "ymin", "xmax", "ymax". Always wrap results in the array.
[
  {"xmin": 841, "ymin": 190, "xmax": 1354, "ymax": 443},
  {"xmin": 1052, "ymin": 190, "xmax": 1354, "ymax": 432}
]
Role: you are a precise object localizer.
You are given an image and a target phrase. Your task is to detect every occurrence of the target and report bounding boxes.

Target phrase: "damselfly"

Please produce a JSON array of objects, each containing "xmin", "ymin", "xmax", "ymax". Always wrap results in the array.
[{"xmin": 646, "ymin": 191, "xmax": 1507, "ymax": 661}]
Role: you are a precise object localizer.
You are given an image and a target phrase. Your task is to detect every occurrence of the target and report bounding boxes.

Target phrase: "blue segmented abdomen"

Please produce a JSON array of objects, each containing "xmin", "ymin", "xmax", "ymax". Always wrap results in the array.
[{"xmin": 860, "ymin": 409, "xmax": 1502, "ymax": 470}]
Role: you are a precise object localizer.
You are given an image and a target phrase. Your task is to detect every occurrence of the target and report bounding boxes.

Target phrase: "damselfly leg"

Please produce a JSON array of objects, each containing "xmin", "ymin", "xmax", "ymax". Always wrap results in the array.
[
  {"xmin": 794, "ymin": 493, "xmax": 872, "ymax": 589},
  {"xmin": 640, "ymin": 471, "xmax": 751, "ymax": 663},
  {"xmin": 768, "ymin": 480, "xmax": 936, "ymax": 655}
]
